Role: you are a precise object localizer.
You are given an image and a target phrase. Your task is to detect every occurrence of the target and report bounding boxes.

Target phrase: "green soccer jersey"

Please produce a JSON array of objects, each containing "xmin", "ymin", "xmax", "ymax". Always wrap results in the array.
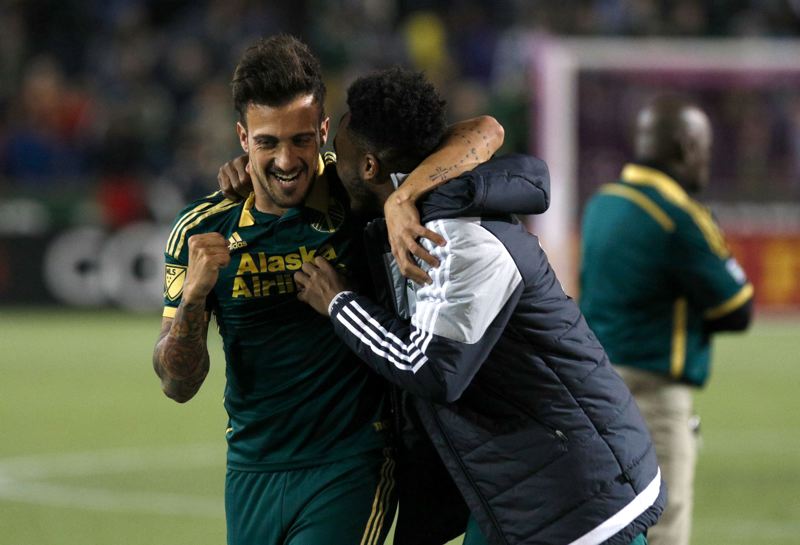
[
  {"xmin": 162, "ymin": 154, "xmax": 389, "ymax": 470},
  {"xmin": 580, "ymin": 163, "xmax": 753, "ymax": 386}
]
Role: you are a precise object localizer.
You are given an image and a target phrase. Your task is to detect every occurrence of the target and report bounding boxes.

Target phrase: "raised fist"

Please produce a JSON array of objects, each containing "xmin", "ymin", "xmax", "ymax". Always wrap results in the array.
[{"xmin": 183, "ymin": 233, "xmax": 230, "ymax": 302}]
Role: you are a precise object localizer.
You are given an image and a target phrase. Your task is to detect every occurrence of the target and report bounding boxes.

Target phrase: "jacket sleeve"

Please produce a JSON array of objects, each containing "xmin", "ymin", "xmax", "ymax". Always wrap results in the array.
[
  {"xmin": 419, "ymin": 154, "xmax": 550, "ymax": 219},
  {"xmin": 329, "ymin": 218, "xmax": 523, "ymax": 403}
]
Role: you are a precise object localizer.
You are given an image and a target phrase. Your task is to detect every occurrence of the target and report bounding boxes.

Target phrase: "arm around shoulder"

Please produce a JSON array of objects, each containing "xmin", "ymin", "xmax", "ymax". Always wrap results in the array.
[{"xmin": 329, "ymin": 220, "xmax": 522, "ymax": 404}]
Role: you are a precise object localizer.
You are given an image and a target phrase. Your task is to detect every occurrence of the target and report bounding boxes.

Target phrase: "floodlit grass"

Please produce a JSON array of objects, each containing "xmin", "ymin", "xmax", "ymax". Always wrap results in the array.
[
  {"xmin": 692, "ymin": 320, "xmax": 800, "ymax": 544},
  {"xmin": 0, "ymin": 309, "xmax": 797, "ymax": 544}
]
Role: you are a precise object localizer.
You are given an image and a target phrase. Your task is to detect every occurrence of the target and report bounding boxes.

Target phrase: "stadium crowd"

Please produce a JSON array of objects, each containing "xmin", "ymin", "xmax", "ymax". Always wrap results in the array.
[{"xmin": 0, "ymin": 0, "xmax": 799, "ymax": 228}]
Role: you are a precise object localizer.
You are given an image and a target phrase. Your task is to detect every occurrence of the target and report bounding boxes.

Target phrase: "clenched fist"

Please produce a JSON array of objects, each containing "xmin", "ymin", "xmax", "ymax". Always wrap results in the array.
[{"xmin": 183, "ymin": 233, "xmax": 230, "ymax": 303}]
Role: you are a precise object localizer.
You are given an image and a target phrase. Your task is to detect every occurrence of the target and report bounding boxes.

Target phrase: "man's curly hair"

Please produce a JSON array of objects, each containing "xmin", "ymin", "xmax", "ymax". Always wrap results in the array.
[
  {"xmin": 232, "ymin": 34, "xmax": 326, "ymax": 125},
  {"xmin": 346, "ymin": 67, "xmax": 446, "ymax": 175}
]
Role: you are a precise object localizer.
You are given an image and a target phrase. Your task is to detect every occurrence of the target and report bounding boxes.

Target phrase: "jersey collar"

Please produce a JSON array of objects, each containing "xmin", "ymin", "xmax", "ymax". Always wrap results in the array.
[
  {"xmin": 238, "ymin": 155, "xmax": 328, "ymax": 228},
  {"xmin": 620, "ymin": 163, "xmax": 691, "ymax": 207}
]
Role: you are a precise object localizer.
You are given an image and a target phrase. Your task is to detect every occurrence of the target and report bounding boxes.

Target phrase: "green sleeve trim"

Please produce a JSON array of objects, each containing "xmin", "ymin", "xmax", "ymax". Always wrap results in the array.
[
  {"xmin": 704, "ymin": 283, "xmax": 754, "ymax": 320},
  {"xmin": 161, "ymin": 305, "xmax": 211, "ymax": 322}
]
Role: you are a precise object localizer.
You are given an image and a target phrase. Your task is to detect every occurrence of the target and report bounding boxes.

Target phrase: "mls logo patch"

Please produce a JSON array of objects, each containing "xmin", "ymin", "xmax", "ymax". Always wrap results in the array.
[{"xmin": 164, "ymin": 264, "xmax": 187, "ymax": 301}]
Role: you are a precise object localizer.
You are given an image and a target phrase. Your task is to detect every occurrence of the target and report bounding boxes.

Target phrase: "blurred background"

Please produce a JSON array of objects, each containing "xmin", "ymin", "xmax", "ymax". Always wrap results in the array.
[
  {"xmin": 0, "ymin": 1, "xmax": 798, "ymax": 544},
  {"xmin": 1, "ymin": 0, "xmax": 799, "ymax": 309}
]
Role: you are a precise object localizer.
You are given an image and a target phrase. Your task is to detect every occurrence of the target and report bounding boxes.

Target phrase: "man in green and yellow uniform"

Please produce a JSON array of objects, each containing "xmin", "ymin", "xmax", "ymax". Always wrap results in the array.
[
  {"xmin": 580, "ymin": 95, "xmax": 754, "ymax": 545},
  {"xmin": 153, "ymin": 34, "xmax": 501, "ymax": 545}
]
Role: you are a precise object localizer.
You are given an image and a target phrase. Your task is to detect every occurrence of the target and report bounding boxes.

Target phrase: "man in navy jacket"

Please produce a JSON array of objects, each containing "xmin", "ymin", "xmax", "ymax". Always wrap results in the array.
[{"xmin": 296, "ymin": 67, "xmax": 665, "ymax": 545}]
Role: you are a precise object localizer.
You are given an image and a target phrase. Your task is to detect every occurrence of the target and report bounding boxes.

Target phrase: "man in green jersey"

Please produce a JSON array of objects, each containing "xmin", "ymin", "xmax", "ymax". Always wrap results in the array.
[
  {"xmin": 152, "ymin": 35, "xmax": 501, "ymax": 545},
  {"xmin": 580, "ymin": 95, "xmax": 754, "ymax": 545}
]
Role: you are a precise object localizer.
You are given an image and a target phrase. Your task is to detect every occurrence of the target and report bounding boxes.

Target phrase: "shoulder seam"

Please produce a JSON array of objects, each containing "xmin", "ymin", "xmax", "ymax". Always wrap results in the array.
[
  {"xmin": 623, "ymin": 180, "xmax": 729, "ymax": 257},
  {"xmin": 598, "ymin": 184, "xmax": 675, "ymax": 232},
  {"xmin": 166, "ymin": 201, "xmax": 214, "ymax": 255},
  {"xmin": 166, "ymin": 199, "xmax": 239, "ymax": 258}
]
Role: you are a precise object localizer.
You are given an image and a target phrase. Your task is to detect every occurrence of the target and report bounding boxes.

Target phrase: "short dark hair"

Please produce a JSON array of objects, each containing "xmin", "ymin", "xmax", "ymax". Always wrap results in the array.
[
  {"xmin": 346, "ymin": 67, "xmax": 446, "ymax": 174},
  {"xmin": 231, "ymin": 34, "xmax": 326, "ymax": 124}
]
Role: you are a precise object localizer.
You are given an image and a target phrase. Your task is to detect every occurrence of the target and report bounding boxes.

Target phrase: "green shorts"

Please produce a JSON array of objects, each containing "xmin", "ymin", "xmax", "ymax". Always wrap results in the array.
[{"xmin": 225, "ymin": 449, "xmax": 396, "ymax": 545}]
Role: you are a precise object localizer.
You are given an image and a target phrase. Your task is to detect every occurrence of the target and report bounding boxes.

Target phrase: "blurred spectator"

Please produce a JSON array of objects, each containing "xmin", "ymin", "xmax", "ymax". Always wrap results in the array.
[
  {"xmin": 0, "ymin": 0, "xmax": 798, "ymax": 226},
  {"xmin": 2, "ymin": 55, "xmax": 93, "ymax": 184}
]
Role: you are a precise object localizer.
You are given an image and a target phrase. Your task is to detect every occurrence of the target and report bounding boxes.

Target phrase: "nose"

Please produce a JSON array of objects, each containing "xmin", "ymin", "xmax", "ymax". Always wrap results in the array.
[{"xmin": 273, "ymin": 144, "xmax": 300, "ymax": 173}]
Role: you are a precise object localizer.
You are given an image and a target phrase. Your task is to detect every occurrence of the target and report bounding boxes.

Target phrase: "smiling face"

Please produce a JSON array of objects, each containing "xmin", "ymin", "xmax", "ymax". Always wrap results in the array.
[{"xmin": 237, "ymin": 94, "xmax": 329, "ymax": 215}]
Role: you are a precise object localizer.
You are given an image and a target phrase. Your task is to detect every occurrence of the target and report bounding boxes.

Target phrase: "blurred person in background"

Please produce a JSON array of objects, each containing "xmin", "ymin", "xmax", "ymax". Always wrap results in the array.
[
  {"xmin": 1, "ymin": 55, "xmax": 92, "ymax": 184},
  {"xmin": 580, "ymin": 95, "xmax": 754, "ymax": 545},
  {"xmin": 152, "ymin": 34, "xmax": 503, "ymax": 545},
  {"xmin": 295, "ymin": 66, "xmax": 664, "ymax": 545}
]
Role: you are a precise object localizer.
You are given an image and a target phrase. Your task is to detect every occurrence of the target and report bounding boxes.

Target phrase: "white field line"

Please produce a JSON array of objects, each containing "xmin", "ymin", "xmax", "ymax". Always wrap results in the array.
[
  {"xmin": 0, "ymin": 482, "xmax": 223, "ymax": 518},
  {"xmin": 0, "ymin": 443, "xmax": 224, "ymax": 518}
]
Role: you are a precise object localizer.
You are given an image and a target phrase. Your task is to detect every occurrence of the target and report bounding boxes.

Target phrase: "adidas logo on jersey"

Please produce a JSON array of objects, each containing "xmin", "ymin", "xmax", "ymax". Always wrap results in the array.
[{"xmin": 228, "ymin": 232, "xmax": 248, "ymax": 250}]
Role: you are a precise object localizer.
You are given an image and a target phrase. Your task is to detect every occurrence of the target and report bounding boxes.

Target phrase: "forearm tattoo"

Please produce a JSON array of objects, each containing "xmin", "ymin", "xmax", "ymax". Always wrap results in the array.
[
  {"xmin": 429, "ymin": 165, "xmax": 455, "ymax": 184},
  {"xmin": 153, "ymin": 301, "xmax": 210, "ymax": 402},
  {"xmin": 428, "ymin": 127, "xmax": 493, "ymax": 184}
]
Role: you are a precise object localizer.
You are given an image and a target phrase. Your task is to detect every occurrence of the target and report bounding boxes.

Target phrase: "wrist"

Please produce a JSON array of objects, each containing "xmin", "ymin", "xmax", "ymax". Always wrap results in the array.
[
  {"xmin": 180, "ymin": 290, "xmax": 206, "ymax": 306},
  {"xmin": 388, "ymin": 186, "xmax": 416, "ymax": 207},
  {"xmin": 328, "ymin": 291, "xmax": 356, "ymax": 316},
  {"xmin": 183, "ymin": 277, "xmax": 215, "ymax": 303}
]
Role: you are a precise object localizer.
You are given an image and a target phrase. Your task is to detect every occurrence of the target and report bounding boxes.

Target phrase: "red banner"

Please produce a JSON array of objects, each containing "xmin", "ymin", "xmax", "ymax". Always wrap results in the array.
[{"xmin": 728, "ymin": 234, "xmax": 800, "ymax": 310}]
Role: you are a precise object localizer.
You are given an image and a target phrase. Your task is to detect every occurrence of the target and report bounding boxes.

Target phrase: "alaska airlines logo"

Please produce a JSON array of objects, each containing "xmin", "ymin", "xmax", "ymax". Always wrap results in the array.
[
  {"xmin": 231, "ymin": 244, "xmax": 339, "ymax": 298},
  {"xmin": 228, "ymin": 232, "xmax": 247, "ymax": 250},
  {"xmin": 309, "ymin": 198, "xmax": 346, "ymax": 233}
]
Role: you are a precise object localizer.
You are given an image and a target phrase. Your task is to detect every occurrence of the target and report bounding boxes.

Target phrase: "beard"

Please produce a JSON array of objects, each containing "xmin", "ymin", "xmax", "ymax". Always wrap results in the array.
[
  {"xmin": 341, "ymin": 173, "xmax": 382, "ymax": 213},
  {"xmin": 253, "ymin": 161, "xmax": 311, "ymax": 211}
]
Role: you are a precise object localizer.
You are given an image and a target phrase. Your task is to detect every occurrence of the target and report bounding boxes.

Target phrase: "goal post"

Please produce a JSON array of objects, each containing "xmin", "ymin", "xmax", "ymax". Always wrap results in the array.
[{"xmin": 528, "ymin": 37, "xmax": 800, "ymax": 301}]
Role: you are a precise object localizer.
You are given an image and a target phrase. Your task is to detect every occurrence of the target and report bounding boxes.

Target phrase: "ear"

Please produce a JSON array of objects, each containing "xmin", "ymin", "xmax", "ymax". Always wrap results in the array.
[
  {"xmin": 678, "ymin": 134, "xmax": 696, "ymax": 166},
  {"xmin": 236, "ymin": 122, "xmax": 249, "ymax": 153},
  {"xmin": 359, "ymin": 152, "xmax": 381, "ymax": 185},
  {"xmin": 319, "ymin": 116, "xmax": 330, "ymax": 147}
]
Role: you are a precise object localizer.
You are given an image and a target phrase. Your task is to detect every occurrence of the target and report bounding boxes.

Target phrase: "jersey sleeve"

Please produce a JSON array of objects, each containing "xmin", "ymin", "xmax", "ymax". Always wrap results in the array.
[
  {"xmin": 161, "ymin": 196, "xmax": 225, "ymax": 319},
  {"xmin": 329, "ymin": 218, "xmax": 523, "ymax": 403},
  {"xmin": 162, "ymin": 251, "xmax": 189, "ymax": 319},
  {"xmin": 672, "ymin": 209, "xmax": 753, "ymax": 320}
]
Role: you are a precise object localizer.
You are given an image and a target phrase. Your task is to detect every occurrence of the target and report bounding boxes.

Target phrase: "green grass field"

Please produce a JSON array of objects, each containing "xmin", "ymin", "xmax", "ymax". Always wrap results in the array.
[{"xmin": 1, "ymin": 309, "xmax": 797, "ymax": 545}]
